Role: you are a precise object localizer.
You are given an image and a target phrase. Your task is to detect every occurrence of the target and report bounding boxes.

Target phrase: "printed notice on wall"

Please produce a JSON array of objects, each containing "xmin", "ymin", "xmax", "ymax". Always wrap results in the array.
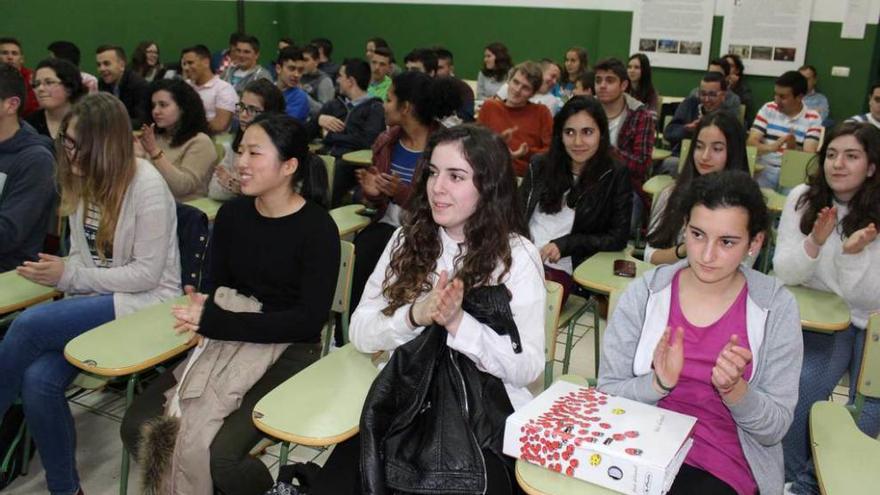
[
  {"xmin": 629, "ymin": 0, "xmax": 715, "ymax": 71},
  {"xmin": 841, "ymin": 0, "xmax": 869, "ymax": 39},
  {"xmin": 719, "ymin": 0, "xmax": 814, "ymax": 77}
]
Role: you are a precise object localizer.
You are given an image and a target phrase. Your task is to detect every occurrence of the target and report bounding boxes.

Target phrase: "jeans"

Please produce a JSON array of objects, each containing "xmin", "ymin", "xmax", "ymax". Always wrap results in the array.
[
  {"xmin": 782, "ymin": 324, "xmax": 880, "ymax": 494},
  {"xmin": 0, "ymin": 294, "xmax": 115, "ymax": 495},
  {"xmin": 755, "ymin": 164, "xmax": 780, "ymax": 190}
]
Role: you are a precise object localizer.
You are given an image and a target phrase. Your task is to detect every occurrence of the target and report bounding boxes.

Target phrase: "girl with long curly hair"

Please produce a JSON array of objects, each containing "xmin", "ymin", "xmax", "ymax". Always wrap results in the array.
[
  {"xmin": 311, "ymin": 124, "xmax": 546, "ymax": 494},
  {"xmin": 777, "ymin": 122, "xmax": 880, "ymax": 495}
]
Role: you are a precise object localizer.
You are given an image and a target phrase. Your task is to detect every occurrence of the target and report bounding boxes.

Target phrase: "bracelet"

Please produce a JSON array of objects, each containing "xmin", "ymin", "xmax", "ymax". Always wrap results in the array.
[
  {"xmin": 675, "ymin": 243, "xmax": 686, "ymax": 259},
  {"xmin": 407, "ymin": 303, "xmax": 418, "ymax": 329},
  {"xmin": 654, "ymin": 373, "xmax": 675, "ymax": 393},
  {"xmin": 150, "ymin": 149, "xmax": 165, "ymax": 161}
]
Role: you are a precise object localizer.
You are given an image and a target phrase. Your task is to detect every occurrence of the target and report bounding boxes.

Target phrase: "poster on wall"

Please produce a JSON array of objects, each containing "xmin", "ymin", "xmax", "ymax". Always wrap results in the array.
[
  {"xmin": 719, "ymin": 0, "xmax": 814, "ymax": 77},
  {"xmin": 629, "ymin": 0, "xmax": 714, "ymax": 71}
]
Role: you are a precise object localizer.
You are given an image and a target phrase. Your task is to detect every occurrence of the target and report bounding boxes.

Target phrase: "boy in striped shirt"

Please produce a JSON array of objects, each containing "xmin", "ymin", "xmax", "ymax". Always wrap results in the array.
[
  {"xmin": 748, "ymin": 71, "xmax": 822, "ymax": 190},
  {"xmin": 846, "ymin": 82, "xmax": 880, "ymax": 129}
]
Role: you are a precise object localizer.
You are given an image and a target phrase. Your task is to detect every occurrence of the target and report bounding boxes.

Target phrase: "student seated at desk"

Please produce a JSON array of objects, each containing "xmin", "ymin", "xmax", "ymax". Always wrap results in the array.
[
  {"xmin": 776, "ymin": 122, "xmax": 880, "ymax": 495},
  {"xmin": 600, "ymin": 171, "xmax": 803, "ymax": 495},
  {"xmin": 121, "ymin": 114, "xmax": 339, "ymax": 495},
  {"xmin": 476, "ymin": 41, "xmax": 512, "ymax": 100},
  {"xmin": 519, "ymin": 96, "xmax": 632, "ymax": 303},
  {"xmin": 0, "ymin": 92, "xmax": 181, "ymax": 495},
  {"xmin": 646, "ymin": 111, "xmax": 752, "ymax": 265},
  {"xmin": 349, "ymin": 70, "xmax": 462, "ymax": 313},
  {"xmin": 208, "ymin": 79, "xmax": 285, "ymax": 201},
  {"xmin": 135, "ymin": 79, "xmax": 218, "ymax": 202},
  {"xmin": 310, "ymin": 125, "xmax": 545, "ymax": 494}
]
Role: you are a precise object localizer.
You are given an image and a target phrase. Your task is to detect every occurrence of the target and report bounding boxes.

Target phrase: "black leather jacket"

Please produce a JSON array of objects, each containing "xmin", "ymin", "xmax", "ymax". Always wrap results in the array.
[
  {"xmin": 519, "ymin": 156, "xmax": 633, "ymax": 269},
  {"xmin": 359, "ymin": 286, "xmax": 519, "ymax": 494}
]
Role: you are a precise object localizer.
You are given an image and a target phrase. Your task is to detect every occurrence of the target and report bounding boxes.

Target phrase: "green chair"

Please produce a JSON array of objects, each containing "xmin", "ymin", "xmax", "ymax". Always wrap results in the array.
[
  {"xmin": 319, "ymin": 154, "xmax": 335, "ymax": 206},
  {"xmin": 213, "ymin": 141, "xmax": 226, "ymax": 164},
  {"xmin": 542, "ymin": 281, "xmax": 565, "ymax": 389},
  {"xmin": 747, "ymin": 145, "xmax": 757, "ymax": 177},
  {"xmin": 779, "ymin": 149, "xmax": 817, "ymax": 191},
  {"xmin": 558, "ymin": 294, "xmax": 591, "ymax": 376},
  {"xmin": 810, "ymin": 312, "xmax": 880, "ymax": 494},
  {"xmin": 321, "ymin": 241, "xmax": 355, "ymax": 356},
  {"xmin": 676, "ymin": 138, "xmax": 692, "ymax": 174}
]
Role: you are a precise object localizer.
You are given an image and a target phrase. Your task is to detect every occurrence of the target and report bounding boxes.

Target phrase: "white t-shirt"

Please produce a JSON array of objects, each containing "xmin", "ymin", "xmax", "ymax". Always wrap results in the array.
[
  {"xmin": 608, "ymin": 108, "xmax": 628, "ymax": 147},
  {"xmin": 529, "ymin": 192, "xmax": 576, "ymax": 274}
]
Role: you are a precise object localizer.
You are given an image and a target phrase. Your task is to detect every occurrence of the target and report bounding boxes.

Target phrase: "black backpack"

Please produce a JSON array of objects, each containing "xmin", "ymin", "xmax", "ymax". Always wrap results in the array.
[{"xmin": 0, "ymin": 403, "xmax": 34, "ymax": 489}]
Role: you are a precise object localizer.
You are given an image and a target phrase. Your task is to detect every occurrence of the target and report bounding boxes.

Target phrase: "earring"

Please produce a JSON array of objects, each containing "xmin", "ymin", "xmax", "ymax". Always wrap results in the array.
[{"xmin": 748, "ymin": 250, "xmax": 754, "ymax": 257}]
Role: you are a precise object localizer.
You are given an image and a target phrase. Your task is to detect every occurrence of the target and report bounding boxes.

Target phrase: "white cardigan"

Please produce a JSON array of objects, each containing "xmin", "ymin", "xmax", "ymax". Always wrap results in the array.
[
  {"xmin": 773, "ymin": 184, "xmax": 880, "ymax": 328},
  {"xmin": 57, "ymin": 159, "xmax": 181, "ymax": 316},
  {"xmin": 350, "ymin": 227, "xmax": 546, "ymax": 409}
]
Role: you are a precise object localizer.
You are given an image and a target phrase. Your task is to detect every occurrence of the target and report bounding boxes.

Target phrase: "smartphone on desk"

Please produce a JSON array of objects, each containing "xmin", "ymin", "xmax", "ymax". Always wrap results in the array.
[{"xmin": 613, "ymin": 259, "xmax": 636, "ymax": 278}]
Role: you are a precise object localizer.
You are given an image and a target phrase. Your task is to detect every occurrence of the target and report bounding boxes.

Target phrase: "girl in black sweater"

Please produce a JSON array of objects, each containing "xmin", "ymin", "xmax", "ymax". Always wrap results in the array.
[{"xmin": 121, "ymin": 114, "xmax": 340, "ymax": 495}]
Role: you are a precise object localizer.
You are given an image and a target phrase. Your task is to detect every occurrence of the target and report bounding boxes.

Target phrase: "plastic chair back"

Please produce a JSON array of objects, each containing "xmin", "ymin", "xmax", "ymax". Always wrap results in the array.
[
  {"xmin": 322, "ymin": 241, "xmax": 355, "ymax": 356},
  {"xmin": 857, "ymin": 313, "xmax": 880, "ymax": 399},
  {"xmin": 779, "ymin": 149, "xmax": 817, "ymax": 190},
  {"xmin": 319, "ymin": 154, "xmax": 335, "ymax": 207},
  {"xmin": 543, "ymin": 281, "xmax": 564, "ymax": 389},
  {"xmin": 677, "ymin": 138, "xmax": 692, "ymax": 173},
  {"xmin": 746, "ymin": 145, "xmax": 757, "ymax": 176}
]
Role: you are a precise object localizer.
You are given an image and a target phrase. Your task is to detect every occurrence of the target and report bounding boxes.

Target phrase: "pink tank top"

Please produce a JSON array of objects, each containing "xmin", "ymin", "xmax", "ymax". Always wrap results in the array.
[{"xmin": 659, "ymin": 270, "xmax": 757, "ymax": 495}]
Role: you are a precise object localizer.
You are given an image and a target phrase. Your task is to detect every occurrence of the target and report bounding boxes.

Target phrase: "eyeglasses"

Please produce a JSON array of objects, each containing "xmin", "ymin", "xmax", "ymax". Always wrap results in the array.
[
  {"xmin": 235, "ymin": 102, "xmax": 264, "ymax": 115},
  {"xmin": 32, "ymin": 79, "xmax": 63, "ymax": 89}
]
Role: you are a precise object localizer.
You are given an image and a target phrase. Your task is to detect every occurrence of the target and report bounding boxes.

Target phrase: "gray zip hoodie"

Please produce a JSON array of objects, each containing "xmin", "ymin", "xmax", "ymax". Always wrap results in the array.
[{"xmin": 598, "ymin": 260, "xmax": 803, "ymax": 495}]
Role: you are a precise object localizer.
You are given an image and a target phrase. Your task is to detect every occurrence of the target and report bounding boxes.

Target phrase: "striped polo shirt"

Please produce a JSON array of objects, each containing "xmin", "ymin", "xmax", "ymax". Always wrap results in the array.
[
  {"xmin": 751, "ymin": 102, "xmax": 823, "ymax": 168},
  {"xmin": 846, "ymin": 113, "xmax": 880, "ymax": 129}
]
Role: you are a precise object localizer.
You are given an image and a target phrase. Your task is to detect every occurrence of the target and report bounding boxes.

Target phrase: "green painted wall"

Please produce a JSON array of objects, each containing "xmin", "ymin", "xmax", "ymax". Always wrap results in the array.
[
  {"xmin": 4, "ymin": 1, "xmax": 877, "ymax": 119},
  {"xmin": 1, "ymin": 0, "xmax": 284, "ymax": 68}
]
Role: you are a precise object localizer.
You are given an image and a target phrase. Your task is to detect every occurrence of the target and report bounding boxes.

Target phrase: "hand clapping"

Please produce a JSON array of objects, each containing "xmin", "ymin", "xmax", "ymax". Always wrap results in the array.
[
  {"xmin": 712, "ymin": 334, "xmax": 752, "ymax": 402},
  {"xmin": 409, "ymin": 270, "xmax": 465, "ymax": 335}
]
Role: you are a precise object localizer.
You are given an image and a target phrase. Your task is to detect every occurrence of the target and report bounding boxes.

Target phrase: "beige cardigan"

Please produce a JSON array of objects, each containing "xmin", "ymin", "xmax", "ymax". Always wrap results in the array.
[
  {"xmin": 155, "ymin": 132, "xmax": 218, "ymax": 202},
  {"xmin": 57, "ymin": 159, "xmax": 181, "ymax": 316}
]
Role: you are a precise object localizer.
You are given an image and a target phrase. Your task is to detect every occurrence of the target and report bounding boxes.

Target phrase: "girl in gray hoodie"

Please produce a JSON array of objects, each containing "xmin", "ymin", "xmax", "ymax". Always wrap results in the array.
[{"xmin": 599, "ymin": 171, "xmax": 803, "ymax": 495}]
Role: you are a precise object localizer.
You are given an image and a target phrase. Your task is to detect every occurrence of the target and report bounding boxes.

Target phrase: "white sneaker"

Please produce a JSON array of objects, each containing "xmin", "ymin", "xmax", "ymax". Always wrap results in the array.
[{"xmin": 783, "ymin": 482, "xmax": 797, "ymax": 495}]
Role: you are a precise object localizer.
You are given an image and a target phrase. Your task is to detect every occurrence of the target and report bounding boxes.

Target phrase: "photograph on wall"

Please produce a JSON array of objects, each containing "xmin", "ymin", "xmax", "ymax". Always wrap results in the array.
[
  {"xmin": 639, "ymin": 39, "xmax": 658, "ymax": 52},
  {"xmin": 719, "ymin": 0, "xmax": 814, "ymax": 76},
  {"xmin": 629, "ymin": 0, "xmax": 714, "ymax": 70}
]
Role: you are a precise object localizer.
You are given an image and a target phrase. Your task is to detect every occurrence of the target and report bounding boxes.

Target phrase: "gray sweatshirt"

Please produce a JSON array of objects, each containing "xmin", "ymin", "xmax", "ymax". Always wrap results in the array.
[{"xmin": 598, "ymin": 260, "xmax": 803, "ymax": 495}]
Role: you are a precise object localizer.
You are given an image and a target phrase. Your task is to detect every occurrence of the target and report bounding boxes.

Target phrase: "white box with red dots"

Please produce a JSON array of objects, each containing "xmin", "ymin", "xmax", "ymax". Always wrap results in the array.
[{"xmin": 503, "ymin": 381, "xmax": 696, "ymax": 495}]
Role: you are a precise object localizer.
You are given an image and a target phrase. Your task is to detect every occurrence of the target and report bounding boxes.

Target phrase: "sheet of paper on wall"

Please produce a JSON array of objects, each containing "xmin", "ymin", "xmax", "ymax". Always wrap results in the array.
[
  {"xmin": 629, "ymin": 0, "xmax": 715, "ymax": 71},
  {"xmin": 841, "ymin": 0, "xmax": 869, "ymax": 39}
]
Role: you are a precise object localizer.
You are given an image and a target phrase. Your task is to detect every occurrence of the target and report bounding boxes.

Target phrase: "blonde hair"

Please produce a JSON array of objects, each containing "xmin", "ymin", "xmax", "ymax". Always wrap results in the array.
[{"xmin": 56, "ymin": 93, "xmax": 136, "ymax": 259}]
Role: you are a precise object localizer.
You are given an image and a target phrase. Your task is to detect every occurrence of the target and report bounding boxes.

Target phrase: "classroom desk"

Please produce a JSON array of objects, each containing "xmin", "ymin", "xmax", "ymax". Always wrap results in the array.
[
  {"xmin": 572, "ymin": 251, "xmax": 653, "ymax": 375},
  {"xmin": 651, "ymin": 148, "xmax": 672, "ymax": 162},
  {"xmin": 0, "ymin": 270, "xmax": 60, "ymax": 314},
  {"xmin": 517, "ymin": 459, "xmax": 617, "ymax": 495},
  {"xmin": 308, "ymin": 141, "xmax": 323, "ymax": 152},
  {"xmin": 331, "ymin": 204, "xmax": 370, "ymax": 238},
  {"xmin": 341, "ymin": 149, "xmax": 373, "ymax": 166},
  {"xmin": 184, "ymin": 196, "xmax": 224, "ymax": 222},
  {"xmin": 810, "ymin": 401, "xmax": 880, "ymax": 495},
  {"xmin": 64, "ymin": 295, "xmax": 192, "ymax": 495},
  {"xmin": 642, "ymin": 174, "xmax": 674, "ymax": 198},
  {"xmin": 252, "ymin": 344, "xmax": 379, "ymax": 464},
  {"xmin": 761, "ymin": 188, "xmax": 786, "ymax": 213},
  {"xmin": 662, "ymin": 96, "xmax": 685, "ymax": 106},
  {"xmin": 573, "ymin": 251, "xmax": 653, "ymax": 295},
  {"xmin": 787, "ymin": 285, "xmax": 851, "ymax": 333}
]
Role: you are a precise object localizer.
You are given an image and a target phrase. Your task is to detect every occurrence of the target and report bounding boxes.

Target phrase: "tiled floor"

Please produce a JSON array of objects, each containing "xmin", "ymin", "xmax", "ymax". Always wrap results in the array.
[{"xmin": 5, "ymin": 306, "xmax": 849, "ymax": 494}]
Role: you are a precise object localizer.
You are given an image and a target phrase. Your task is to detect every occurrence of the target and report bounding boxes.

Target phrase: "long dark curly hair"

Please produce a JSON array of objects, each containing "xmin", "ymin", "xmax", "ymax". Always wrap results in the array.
[
  {"xmin": 147, "ymin": 78, "xmax": 208, "ymax": 147},
  {"xmin": 381, "ymin": 124, "xmax": 527, "ymax": 315},
  {"xmin": 797, "ymin": 122, "xmax": 880, "ymax": 237},
  {"xmin": 534, "ymin": 96, "xmax": 612, "ymax": 214}
]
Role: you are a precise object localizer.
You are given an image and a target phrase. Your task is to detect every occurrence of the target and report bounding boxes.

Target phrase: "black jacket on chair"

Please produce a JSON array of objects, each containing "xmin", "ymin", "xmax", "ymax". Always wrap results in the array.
[
  {"xmin": 518, "ymin": 156, "xmax": 633, "ymax": 269},
  {"xmin": 308, "ymin": 96, "xmax": 386, "ymax": 158},
  {"xmin": 359, "ymin": 286, "xmax": 519, "ymax": 495}
]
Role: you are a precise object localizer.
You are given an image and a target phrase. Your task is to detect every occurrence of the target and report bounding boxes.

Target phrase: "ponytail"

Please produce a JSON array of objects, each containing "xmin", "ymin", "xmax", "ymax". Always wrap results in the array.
[
  {"xmin": 297, "ymin": 153, "xmax": 329, "ymax": 208},
  {"xmin": 249, "ymin": 113, "xmax": 329, "ymax": 208}
]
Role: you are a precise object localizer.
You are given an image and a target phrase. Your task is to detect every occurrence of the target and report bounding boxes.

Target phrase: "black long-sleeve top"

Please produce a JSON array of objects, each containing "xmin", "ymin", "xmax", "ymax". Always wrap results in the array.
[{"xmin": 198, "ymin": 197, "xmax": 340, "ymax": 344}]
